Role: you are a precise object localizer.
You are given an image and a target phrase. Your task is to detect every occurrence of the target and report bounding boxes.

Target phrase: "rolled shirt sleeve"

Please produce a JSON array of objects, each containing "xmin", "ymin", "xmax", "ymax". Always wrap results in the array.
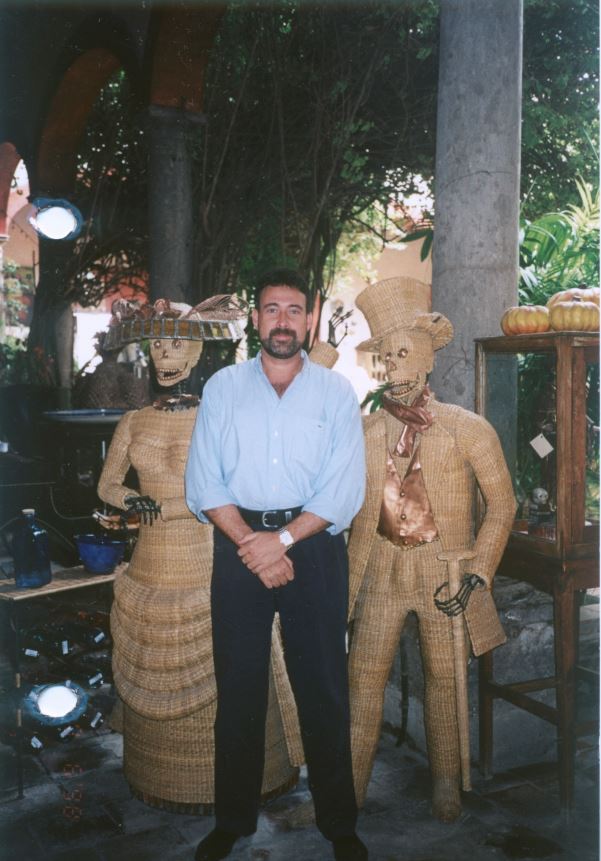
[
  {"xmin": 302, "ymin": 379, "xmax": 365, "ymax": 534},
  {"xmin": 185, "ymin": 375, "xmax": 238, "ymax": 522}
]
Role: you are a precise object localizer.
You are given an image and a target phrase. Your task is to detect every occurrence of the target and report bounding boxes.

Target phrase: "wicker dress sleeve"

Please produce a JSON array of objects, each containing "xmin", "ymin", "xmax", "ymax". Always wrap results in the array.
[
  {"xmin": 97, "ymin": 410, "xmax": 140, "ymax": 510},
  {"xmin": 308, "ymin": 342, "xmax": 339, "ymax": 369},
  {"xmin": 456, "ymin": 410, "xmax": 517, "ymax": 587}
]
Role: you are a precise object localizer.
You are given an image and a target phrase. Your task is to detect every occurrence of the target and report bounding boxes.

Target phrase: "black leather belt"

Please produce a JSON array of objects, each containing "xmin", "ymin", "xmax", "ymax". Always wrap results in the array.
[{"xmin": 238, "ymin": 506, "xmax": 303, "ymax": 530}]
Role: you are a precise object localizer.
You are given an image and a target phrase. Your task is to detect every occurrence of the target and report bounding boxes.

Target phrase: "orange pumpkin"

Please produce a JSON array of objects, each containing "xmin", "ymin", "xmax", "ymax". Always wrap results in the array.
[
  {"xmin": 547, "ymin": 286, "xmax": 600, "ymax": 308},
  {"xmin": 501, "ymin": 305, "xmax": 550, "ymax": 335},
  {"xmin": 549, "ymin": 298, "xmax": 599, "ymax": 332}
]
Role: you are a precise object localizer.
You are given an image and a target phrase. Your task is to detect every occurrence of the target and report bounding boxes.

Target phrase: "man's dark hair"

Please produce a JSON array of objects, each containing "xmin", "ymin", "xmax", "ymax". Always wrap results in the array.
[{"xmin": 254, "ymin": 268, "xmax": 312, "ymax": 311}]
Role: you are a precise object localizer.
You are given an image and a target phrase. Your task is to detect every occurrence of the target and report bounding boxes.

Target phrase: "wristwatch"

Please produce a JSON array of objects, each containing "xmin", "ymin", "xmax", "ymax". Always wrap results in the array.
[{"xmin": 278, "ymin": 528, "xmax": 295, "ymax": 550}]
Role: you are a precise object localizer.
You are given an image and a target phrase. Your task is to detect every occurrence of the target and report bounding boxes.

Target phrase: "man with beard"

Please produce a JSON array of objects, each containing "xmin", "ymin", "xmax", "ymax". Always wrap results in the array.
[{"xmin": 185, "ymin": 269, "xmax": 367, "ymax": 861}]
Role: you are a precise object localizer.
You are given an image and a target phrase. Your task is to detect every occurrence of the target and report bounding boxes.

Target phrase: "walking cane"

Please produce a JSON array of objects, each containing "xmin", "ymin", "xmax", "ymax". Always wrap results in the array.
[{"xmin": 437, "ymin": 549, "xmax": 476, "ymax": 792}]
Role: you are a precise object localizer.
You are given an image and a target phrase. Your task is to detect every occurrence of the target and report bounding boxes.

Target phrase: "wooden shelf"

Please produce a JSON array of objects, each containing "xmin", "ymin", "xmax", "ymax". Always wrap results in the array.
[{"xmin": 0, "ymin": 564, "xmax": 122, "ymax": 602}]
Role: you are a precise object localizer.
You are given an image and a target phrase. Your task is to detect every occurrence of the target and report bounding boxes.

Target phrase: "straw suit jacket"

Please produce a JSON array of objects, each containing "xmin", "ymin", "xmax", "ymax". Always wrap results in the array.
[{"xmin": 348, "ymin": 398, "xmax": 517, "ymax": 655}]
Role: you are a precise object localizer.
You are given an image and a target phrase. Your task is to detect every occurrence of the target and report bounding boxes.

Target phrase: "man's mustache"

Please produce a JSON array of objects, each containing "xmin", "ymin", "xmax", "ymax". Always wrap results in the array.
[{"xmin": 269, "ymin": 328, "xmax": 297, "ymax": 338}]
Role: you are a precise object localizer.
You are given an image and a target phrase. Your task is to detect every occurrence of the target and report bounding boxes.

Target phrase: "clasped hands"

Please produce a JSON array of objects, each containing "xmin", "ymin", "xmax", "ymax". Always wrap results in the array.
[{"xmin": 238, "ymin": 531, "xmax": 294, "ymax": 589}]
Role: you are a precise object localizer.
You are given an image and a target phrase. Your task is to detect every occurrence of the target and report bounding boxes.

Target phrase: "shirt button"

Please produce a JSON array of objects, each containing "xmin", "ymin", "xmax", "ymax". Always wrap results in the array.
[
  {"xmin": 274, "ymin": 431, "xmax": 279, "ymax": 437},
  {"xmin": 273, "ymin": 458, "xmax": 278, "ymax": 464},
  {"xmin": 400, "ymin": 514, "xmax": 407, "ymax": 520},
  {"xmin": 400, "ymin": 491, "xmax": 406, "ymax": 497}
]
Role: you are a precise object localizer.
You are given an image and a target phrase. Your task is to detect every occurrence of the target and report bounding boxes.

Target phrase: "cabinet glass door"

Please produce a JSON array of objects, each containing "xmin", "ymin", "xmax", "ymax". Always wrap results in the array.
[{"xmin": 484, "ymin": 349, "xmax": 557, "ymax": 543}]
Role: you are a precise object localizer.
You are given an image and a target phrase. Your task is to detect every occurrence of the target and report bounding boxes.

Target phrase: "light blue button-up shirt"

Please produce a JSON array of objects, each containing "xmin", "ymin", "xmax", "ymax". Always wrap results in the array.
[{"xmin": 185, "ymin": 351, "xmax": 365, "ymax": 535}]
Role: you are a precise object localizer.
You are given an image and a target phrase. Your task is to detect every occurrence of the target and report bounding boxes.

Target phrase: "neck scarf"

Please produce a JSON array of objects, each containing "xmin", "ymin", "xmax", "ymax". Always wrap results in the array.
[{"xmin": 382, "ymin": 384, "xmax": 434, "ymax": 457}]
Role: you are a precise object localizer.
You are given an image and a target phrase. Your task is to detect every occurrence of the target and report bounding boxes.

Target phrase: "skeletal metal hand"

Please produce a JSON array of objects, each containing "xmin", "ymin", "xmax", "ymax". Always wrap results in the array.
[
  {"xmin": 327, "ymin": 307, "xmax": 353, "ymax": 348},
  {"xmin": 125, "ymin": 495, "xmax": 161, "ymax": 525},
  {"xmin": 434, "ymin": 573, "xmax": 485, "ymax": 617}
]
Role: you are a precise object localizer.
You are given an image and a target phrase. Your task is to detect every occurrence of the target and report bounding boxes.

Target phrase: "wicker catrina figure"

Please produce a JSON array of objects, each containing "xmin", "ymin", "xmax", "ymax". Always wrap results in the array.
[
  {"xmin": 347, "ymin": 277, "xmax": 516, "ymax": 822},
  {"xmin": 97, "ymin": 297, "xmax": 303, "ymax": 812}
]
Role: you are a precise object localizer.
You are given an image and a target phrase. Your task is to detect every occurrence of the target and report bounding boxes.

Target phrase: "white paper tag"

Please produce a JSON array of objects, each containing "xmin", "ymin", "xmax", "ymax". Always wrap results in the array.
[{"xmin": 529, "ymin": 433, "xmax": 554, "ymax": 458}]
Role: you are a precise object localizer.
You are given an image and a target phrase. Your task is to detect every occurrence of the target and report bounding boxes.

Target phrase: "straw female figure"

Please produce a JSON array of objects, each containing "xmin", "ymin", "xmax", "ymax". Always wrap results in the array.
[{"xmin": 97, "ymin": 298, "xmax": 301, "ymax": 811}]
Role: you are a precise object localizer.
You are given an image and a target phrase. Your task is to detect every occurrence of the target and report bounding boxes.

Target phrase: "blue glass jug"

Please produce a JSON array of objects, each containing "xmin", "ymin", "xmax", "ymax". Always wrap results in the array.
[{"xmin": 12, "ymin": 509, "xmax": 52, "ymax": 588}]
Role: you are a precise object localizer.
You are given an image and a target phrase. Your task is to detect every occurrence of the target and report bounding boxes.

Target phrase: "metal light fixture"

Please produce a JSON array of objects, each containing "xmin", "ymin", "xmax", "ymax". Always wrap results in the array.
[
  {"xmin": 28, "ymin": 197, "xmax": 83, "ymax": 240},
  {"xmin": 22, "ymin": 681, "xmax": 88, "ymax": 727}
]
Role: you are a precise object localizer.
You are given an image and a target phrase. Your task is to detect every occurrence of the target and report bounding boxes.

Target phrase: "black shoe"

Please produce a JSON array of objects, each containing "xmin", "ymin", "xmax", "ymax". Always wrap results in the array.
[
  {"xmin": 332, "ymin": 833, "xmax": 368, "ymax": 861},
  {"xmin": 195, "ymin": 828, "xmax": 239, "ymax": 861}
]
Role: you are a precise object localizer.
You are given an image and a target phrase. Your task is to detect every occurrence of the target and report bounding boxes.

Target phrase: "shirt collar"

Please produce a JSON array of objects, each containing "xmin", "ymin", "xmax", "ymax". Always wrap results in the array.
[{"xmin": 253, "ymin": 349, "xmax": 310, "ymax": 384}]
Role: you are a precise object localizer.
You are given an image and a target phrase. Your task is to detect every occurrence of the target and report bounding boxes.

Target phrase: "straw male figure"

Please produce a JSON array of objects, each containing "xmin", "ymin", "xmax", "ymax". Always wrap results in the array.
[{"xmin": 347, "ymin": 277, "xmax": 516, "ymax": 822}]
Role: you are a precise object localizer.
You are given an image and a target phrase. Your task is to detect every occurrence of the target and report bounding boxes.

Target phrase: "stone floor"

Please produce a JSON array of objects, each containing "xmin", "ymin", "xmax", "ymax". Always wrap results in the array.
[
  {"xmin": 0, "ymin": 574, "xmax": 598, "ymax": 861},
  {"xmin": 0, "ymin": 724, "xmax": 598, "ymax": 861}
]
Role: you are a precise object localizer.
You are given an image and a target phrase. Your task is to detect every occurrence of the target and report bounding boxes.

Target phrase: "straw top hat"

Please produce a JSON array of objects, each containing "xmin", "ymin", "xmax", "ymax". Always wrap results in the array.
[
  {"xmin": 355, "ymin": 276, "xmax": 453, "ymax": 352},
  {"xmin": 104, "ymin": 294, "xmax": 248, "ymax": 351}
]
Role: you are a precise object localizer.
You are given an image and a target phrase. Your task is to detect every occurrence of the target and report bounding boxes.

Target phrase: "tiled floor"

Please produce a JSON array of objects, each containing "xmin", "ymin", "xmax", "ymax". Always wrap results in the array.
[{"xmin": 0, "ymin": 725, "xmax": 597, "ymax": 861}]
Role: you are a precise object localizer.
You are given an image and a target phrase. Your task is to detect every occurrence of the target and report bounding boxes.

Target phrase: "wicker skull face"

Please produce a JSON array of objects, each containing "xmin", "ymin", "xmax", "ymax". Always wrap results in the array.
[
  {"xmin": 150, "ymin": 338, "xmax": 203, "ymax": 386},
  {"xmin": 378, "ymin": 329, "xmax": 434, "ymax": 402}
]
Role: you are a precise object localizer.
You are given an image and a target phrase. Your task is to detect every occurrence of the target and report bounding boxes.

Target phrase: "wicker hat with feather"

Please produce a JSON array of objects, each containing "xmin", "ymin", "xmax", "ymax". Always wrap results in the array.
[
  {"xmin": 104, "ymin": 295, "xmax": 249, "ymax": 350},
  {"xmin": 355, "ymin": 276, "xmax": 453, "ymax": 352}
]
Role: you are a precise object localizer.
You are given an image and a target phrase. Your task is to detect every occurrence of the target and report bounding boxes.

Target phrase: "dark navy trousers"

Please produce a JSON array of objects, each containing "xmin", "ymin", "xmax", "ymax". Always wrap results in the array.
[{"xmin": 211, "ymin": 527, "xmax": 358, "ymax": 840}]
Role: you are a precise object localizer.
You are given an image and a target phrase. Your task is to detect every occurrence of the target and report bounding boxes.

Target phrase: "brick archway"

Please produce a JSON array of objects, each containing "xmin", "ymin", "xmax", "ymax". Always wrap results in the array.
[
  {"xmin": 36, "ymin": 48, "xmax": 123, "ymax": 195},
  {"xmin": 148, "ymin": 5, "xmax": 225, "ymax": 113}
]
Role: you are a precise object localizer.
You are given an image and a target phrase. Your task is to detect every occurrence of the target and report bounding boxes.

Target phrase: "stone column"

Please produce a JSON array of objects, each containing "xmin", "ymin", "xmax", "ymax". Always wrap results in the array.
[
  {"xmin": 147, "ymin": 106, "xmax": 204, "ymax": 304},
  {"xmin": 430, "ymin": 0, "xmax": 523, "ymax": 409},
  {"xmin": 54, "ymin": 304, "xmax": 74, "ymax": 408},
  {"xmin": 33, "ymin": 237, "xmax": 76, "ymax": 408}
]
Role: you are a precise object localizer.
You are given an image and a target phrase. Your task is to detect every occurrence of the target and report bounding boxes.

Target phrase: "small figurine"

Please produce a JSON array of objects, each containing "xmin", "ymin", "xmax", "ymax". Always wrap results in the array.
[{"xmin": 530, "ymin": 486, "xmax": 552, "ymax": 521}]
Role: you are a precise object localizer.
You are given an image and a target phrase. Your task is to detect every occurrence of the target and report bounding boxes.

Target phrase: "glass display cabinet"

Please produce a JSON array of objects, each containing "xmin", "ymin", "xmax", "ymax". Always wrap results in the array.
[{"xmin": 474, "ymin": 331, "xmax": 599, "ymax": 813}]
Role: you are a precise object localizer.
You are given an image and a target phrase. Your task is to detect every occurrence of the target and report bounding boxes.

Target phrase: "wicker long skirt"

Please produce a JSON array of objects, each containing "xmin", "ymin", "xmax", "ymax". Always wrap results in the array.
[
  {"xmin": 110, "ymin": 517, "xmax": 302, "ymax": 812},
  {"xmin": 121, "ymin": 666, "xmax": 297, "ymax": 813}
]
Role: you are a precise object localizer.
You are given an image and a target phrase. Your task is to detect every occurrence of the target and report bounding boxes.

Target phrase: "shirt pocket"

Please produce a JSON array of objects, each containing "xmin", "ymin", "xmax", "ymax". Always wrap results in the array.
[{"xmin": 287, "ymin": 416, "xmax": 327, "ymax": 481}]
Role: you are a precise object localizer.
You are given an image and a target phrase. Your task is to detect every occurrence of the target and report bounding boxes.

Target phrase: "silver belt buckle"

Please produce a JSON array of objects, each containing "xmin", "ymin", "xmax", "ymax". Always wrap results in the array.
[{"xmin": 261, "ymin": 510, "xmax": 279, "ymax": 528}]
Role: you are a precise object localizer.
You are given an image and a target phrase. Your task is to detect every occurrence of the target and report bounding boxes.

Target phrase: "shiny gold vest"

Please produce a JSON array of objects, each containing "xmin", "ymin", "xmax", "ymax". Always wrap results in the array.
[{"xmin": 377, "ymin": 436, "xmax": 439, "ymax": 549}]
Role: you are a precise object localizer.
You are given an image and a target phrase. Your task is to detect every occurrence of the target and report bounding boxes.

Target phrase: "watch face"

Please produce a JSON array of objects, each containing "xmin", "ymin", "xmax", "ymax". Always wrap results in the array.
[{"xmin": 279, "ymin": 529, "xmax": 294, "ymax": 547}]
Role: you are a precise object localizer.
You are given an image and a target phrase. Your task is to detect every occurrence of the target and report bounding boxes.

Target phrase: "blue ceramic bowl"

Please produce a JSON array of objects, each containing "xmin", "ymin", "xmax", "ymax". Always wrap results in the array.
[{"xmin": 75, "ymin": 534, "xmax": 127, "ymax": 575}]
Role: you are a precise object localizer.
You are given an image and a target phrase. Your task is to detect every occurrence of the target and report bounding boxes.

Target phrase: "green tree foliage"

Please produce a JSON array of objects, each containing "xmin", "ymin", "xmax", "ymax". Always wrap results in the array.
[
  {"xmin": 1, "ymin": 259, "xmax": 34, "ymax": 329},
  {"xmin": 519, "ymin": 178, "xmax": 599, "ymax": 305},
  {"xmin": 50, "ymin": 0, "xmax": 600, "ymax": 310},
  {"xmin": 192, "ymin": 1, "xmax": 439, "ymax": 310},
  {"xmin": 522, "ymin": 0, "xmax": 599, "ymax": 218},
  {"xmin": 71, "ymin": 71, "xmax": 148, "ymax": 307},
  {"xmin": 24, "ymin": 0, "xmax": 597, "ymax": 385}
]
